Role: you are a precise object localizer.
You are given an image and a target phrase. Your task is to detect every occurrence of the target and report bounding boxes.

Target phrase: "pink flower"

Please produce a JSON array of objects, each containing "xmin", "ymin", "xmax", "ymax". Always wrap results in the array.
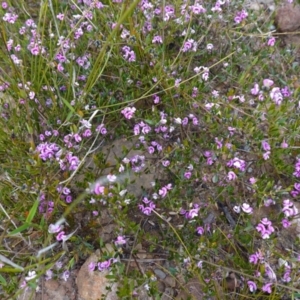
[
  {"xmin": 241, "ymin": 203, "xmax": 253, "ymax": 214},
  {"xmin": 263, "ymin": 79, "xmax": 274, "ymax": 87},
  {"xmin": 56, "ymin": 231, "xmax": 66, "ymax": 241},
  {"xmin": 152, "ymin": 36, "xmax": 163, "ymax": 44},
  {"xmin": 281, "ymin": 140, "xmax": 288, "ymax": 148},
  {"xmin": 184, "ymin": 171, "xmax": 192, "ymax": 179},
  {"xmin": 270, "ymin": 87, "xmax": 283, "ymax": 105},
  {"xmin": 262, "ymin": 282, "xmax": 272, "ymax": 294},
  {"xmin": 247, "ymin": 281, "xmax": 257, "ymax": 292},
  {"xmin": 263, "ymin": 151, "xmax": 271, "ymax": 160},
  {"xmin": 94, "ymin": 183, "xmax": 105, "ymax": 195},
  {"xmin": 121, "ymin": 107, "xmax": 136, "ymax": 119},
  {"xmin": 262, "ymin": 140, "xmax": 271, "ymax": 151},
  {"xmin": 48, "ymin": 224, "xmax": 62, "ymax": 234},
  {"xmin": 115, "ymin": 235, "xmax": 126, "ymax": 246},
  {"xmin": 282, "ymin": 218, "xmax": 291, "ymax": 228},
  {"xmin": 227, "ymin": 171, "xmax": 237, "ymax": 181},
  {"xmin": 267, "ymin": 37, "xmax": 276, "ymax": 46},
  {"xmin": 234, "ymin": 10, "xmax": 248, "ymax": 24},
  {"xmin": 107, "ymin": 174, "xmax": 117, "ymax": 182},
  {"xmin": 190, "ymin": 3, "xmax": 206, "ymax": 14},
  {"xmin": 196, "ymin": 226, "xmax": 204, "ymax": 235},
  {"xmin": 256, "ymin": 218, "xmax": 274, "ymax": 239},
  {"xmin": 57, "ymin": 13, "xmax": 64, "ymax": 20},
  {"xmin": 251, "ymin": 83, "xmax": 260, "ymax": 95}
]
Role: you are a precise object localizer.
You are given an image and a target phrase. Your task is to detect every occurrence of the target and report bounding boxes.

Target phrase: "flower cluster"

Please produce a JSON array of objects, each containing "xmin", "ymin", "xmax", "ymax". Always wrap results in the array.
[
  {"xmin": 88, "ymin": 258, "xmax": 118, "ymax": 272},
  {"xmin": 293, "ymin": 159, "xmax": 300, "ymax": 178},
  {"xmin": 249, "ymin": 250, "xmax": 264, "ymax": 265},
  {"xmin": 48, "ymin": 223, "xmax": 67, "ymax": 242},
  {"xmin": 256, "ymin": 218, "xmax": 274, "ymax": 239},
  {"xmin": 57, "ymin": 185, "xmax": 73, "ymax": 203},
  {"xmin": 227, "ymin": 157, "xmax": 246, "ymax": 172},
  {"xmin": 158, "ymin": 183, "xmax": 172, "ymax": 198},
  {"xmin": 233, "ymin": 203, "xmax": 253, "ymax": 214},
  {"xmin": 234, "ymin": 10, "xmax": 248, "ymax": 24},
  {"xmin": 282, "ymin": 199, "xmax": 298, "ymax": 218},
  {"xmin": 180, "ymin": 203, "xmax": 200, "ymax": 219},
  {"xmin": 121, "ymin": 46, "xmax": 136, "ymax": 62},
  {"xmin": 121, "ymin": 106, "xmax": 136, "ymax": 119},
  {"xmin": 139, "ymin": 197, "xmax": 156, "ymax": 216},
  {"xmin": 262, "ymin": 140, "xmax": 271, "ymax": 161},
  {"xmin": 36, "ymin": 142, "xmax": 61, "ymax": 161},
  {"xmin": 39, "ymin": 192, "xmax": 54, "ymax": 215},
  {"xmin": 290, "ymin": 182, "xmax": 300, "ymax": 197}
]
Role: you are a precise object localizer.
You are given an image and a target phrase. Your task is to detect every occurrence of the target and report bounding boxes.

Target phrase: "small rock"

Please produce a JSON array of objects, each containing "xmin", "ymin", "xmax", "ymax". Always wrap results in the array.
[
  {"xmin": 161, "ymin": 287, "xmax": 174, "ymax": 300},
  {"xmin": 275, "ymin": 4, "xmax": 300, "ymax": 33},
  {"xmin": 76, "ymin": 251, "xmax": 119, "ymax": 300},
  {"xmin": 164, "ymin": 275, "xmax": 176, "ymax": 288},
  {"xmin": 44, "ymin": 279, "xmax": 59, "ymax": 290},
  {"xmin": 156, "ymin": 281, "xmax": 165, "ymax": 292},
  {"xmin": 154, "ymin": 268, "xmax": 167, "ymax": 280}
]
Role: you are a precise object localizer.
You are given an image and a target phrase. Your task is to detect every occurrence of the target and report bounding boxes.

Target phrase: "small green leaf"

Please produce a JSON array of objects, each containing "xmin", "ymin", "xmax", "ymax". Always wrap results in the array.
[
  {"xmin": 212, "ymin": 174, "xmax": 219, "ymax": 183},
  {"xmin": 26, "ymin": 199, "xmax": 39, "ymax": 223},
  {"xmin": 8, "ymin": 223, "xmax": 31, "ymax": 236},
  {"xmin": 0, "ymin": 274, "xmax": 7, "ymax": 286}
]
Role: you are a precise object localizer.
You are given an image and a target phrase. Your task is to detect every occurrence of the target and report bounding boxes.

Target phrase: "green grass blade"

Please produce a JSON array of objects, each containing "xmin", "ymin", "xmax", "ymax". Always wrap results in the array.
[{"xmin": 26, "ymin": 199, "xmax": 39, "ymax": 223}]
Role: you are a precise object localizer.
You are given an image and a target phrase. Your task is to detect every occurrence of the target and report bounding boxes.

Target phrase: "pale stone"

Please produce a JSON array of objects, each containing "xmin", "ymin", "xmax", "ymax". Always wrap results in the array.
[
  {"xmin": 76, "ymin": 251, "xmax": 119, "ymax": 300},
  {"xmin": 275, "ymin": 4, "xmax": 300, "ymax": 33}
]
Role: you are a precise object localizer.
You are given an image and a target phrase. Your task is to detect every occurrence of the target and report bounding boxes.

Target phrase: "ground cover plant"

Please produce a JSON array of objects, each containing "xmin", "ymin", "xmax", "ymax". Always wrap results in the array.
[{"xmin": 1, "ymin": 0, "xmax": 300, "ymax": 299}]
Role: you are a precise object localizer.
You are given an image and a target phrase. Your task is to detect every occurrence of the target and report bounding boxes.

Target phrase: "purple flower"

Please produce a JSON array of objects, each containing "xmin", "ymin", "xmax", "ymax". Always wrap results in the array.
[
  {"xmin": 256, "ymin": 218, "xmax": 274, "ymax": 239},
  {"xmin": 263, "ymin": 79, "xmax": 274, "ymax": 88},
  {"xmin": 115, "ymin": 235, "xmax": 126, "ymax": 246},
  {"xmin": 88, "ymin": 262, "xmax": 96, "ymax": 272},
  {"xmin": 267, "ymin": 37, "xmax": 276, "ymax": 46},
  {"xmin": 162, "ymin": 160, "xmax": 170, "ymax": 167},
  {"xmin": 241, "ymin": 203, "xmax": 253, "ymax": 214},
  {"xmin": 186, "ymin": 207, "xmax": 200, "ymax": 219},
  {"xmin": 121, "ymin": 107, "xmax": 136, "ymax": 119},
  {"xmin": 48, "ymin": 224, "xmax": 62, "ymax": 234},
  {"xmin": 182, "ymin": 39, "xmax": 196, "ymax": 52},
  {"xmin": 249, "ymin": 253, "xmax": 259, "ymax": 265},
  {"xmin": 148, "ymin": 146, "xmax": 155, "ymax": 154},
  {"xmin": 251, "ymin": 83, "xmax": 260, "ymax": 95},
  {"xmin": 184, "ymin": 171, "xmax": 192, "ymax": 179},
  {"xmin": 196, "ymin": 226, "xmax": 204, "ymax": 235},
  {"xmin": 98, "ymin": 260, "xmax": 111, "ymax": 271},
  {"xmin": 66, "ymin": 153, "xmax": 80, "ymax": 171},
  {"xmin": 262, "ymin": 140, "xmax": 271, "ymax": 151},
  {"xmin": 94, "ymin": 183, "xmax": 105, "ymax": 195},
  {"xmin": 65, "ymin": 195, "xmax": 72, "ymax": 203},
  {"xmin": 227, "ymin": 157, "xmax": 246, "ymax": 171},
  {"xmin": 159, "ymin": 187, "xmax": 168, "ymax": 198},
  {"xmin": 61, "ymin": 270, "xmax": 70, "ymax": 281},
  {"xmin": 270, "ymin": 87, "xmax": 283, "ymax": 105},
  {"xmin": 139, "ymin": 200, "xmax": 156, "ymax": 216},
  {"xmin": 56, "ymin": 231, "xmax": 66, "ymax": 241},
  {"xmin": 263, "ymin": 151, "xmax": 271, "ymax": 160},
  {"xmin": 281, "ymin": 140, "xmax": 288, "ymax": 148},
  {"xmin": 122, "ymin": 46, "xmax": 136, "ymax": 62},
  {"xmin": 262, "ymin": 282, "xmax": 272, "ymax": 294},
  {"xmin": 281, "ymin": 86, "xmax": 291, "ymax": 97},
  {"xmin": 247, "ymin": 281, "xmax": 257, "ymax": 292},
  {"xmin": 294, "ymin": 183, "xmax": 300, "ymax": 191},
  {"xmin": 152, "ymin": 36, "xmax": 163, "ymax": 44},
  {"xmin": 190, "ymin": 3, "xmax": 206, "ymax": 14},
  {"xmin": 227, "ymin": 171, "xmax": 237, "ymax": 181},
  {"xmin": 234, "ymin": 10, "xmax": 248, "ymax": 24}
]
